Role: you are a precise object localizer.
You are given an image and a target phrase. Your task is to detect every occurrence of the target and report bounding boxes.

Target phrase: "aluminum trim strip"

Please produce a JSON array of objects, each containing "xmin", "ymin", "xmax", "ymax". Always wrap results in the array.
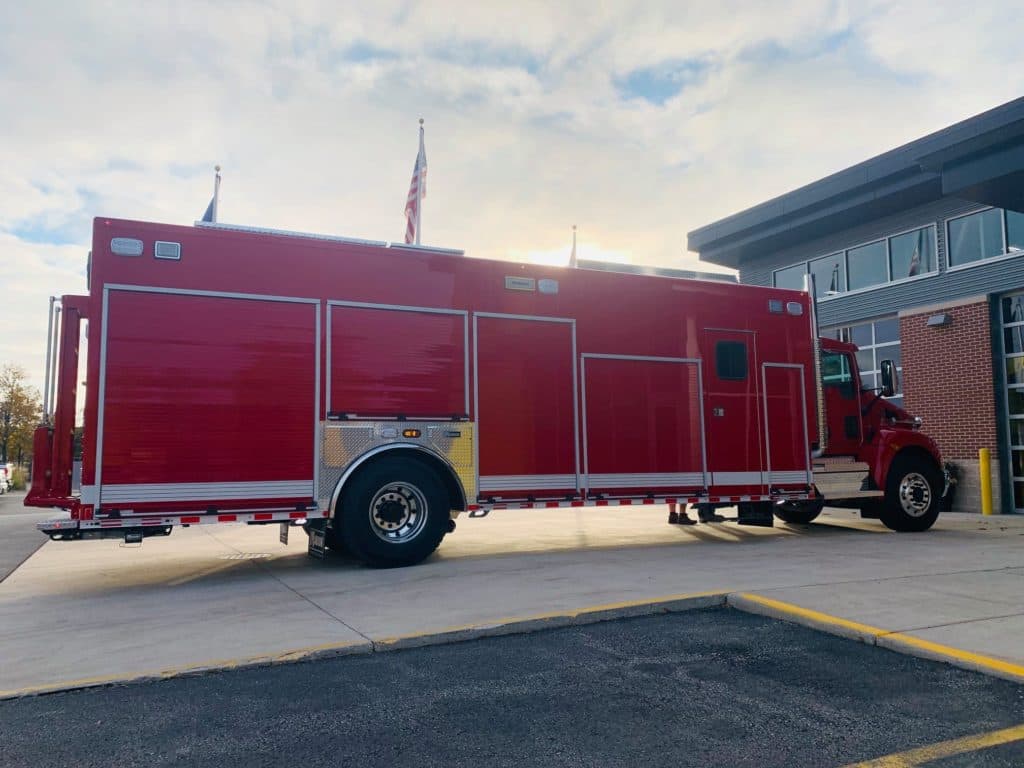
[
  {"xmin": 479, "ymin": 474, "xmax": 577, "ymax": 491},
  {"xmin": 103, "ymin": 284, "xmax": 321, "ymax": 305},
  {"xmin": 587, "ymin": 473, "xmax": 704, "ymax": 487},
  {"xmin": 769, "ymin": 471, "xmax": 810, "ymax": 484},
  {"xmin": 710, "ymin": 471, "xmax": 764, "ymax": 485},
  {"xmin": 473, "ymin": 311, "xmax": 575, "ymax": 324},
  {"xmin": 99, "ymin": 481, "xmax": 314, "ymax": 504}
]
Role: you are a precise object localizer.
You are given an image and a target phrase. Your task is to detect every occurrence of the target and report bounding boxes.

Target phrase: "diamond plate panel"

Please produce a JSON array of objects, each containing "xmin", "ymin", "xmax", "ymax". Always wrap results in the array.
[{"xmin": 318, "ymin": 421, "xmax": 475, "ymax": 510}]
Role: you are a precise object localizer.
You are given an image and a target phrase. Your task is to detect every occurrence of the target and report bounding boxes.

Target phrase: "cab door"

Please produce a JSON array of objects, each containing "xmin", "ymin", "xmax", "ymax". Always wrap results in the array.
[
  {"xmin": 703, "ymin": 329, "xmax": 765, "ymax": 495},
  {"xmin": 821, "ymin": 348, "xmax": 863, "ymax": 455}
]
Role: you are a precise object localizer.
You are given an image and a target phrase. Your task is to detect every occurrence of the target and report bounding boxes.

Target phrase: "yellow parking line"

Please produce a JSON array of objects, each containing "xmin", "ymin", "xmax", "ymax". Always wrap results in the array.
[
  {"xmin": 732, "ymin": 593, "xmax": 1024, "ymax": 681},
  {"xmin": 733, "ymin": 593, "xmax": 886, "ymax": 637},
  {"xmin": 841, "ymin": 722, "xmax": 1024, "ymax": 767}
]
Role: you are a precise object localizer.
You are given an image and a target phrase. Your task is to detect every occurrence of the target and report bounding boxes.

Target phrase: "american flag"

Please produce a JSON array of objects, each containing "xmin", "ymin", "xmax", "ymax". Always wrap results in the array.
[{"xmin": 404, "ymin": 121, "xmax": 427, "ymax": 244}]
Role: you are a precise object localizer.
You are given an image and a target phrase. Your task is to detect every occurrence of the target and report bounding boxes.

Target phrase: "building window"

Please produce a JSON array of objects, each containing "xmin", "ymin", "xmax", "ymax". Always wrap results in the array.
[
  {"xmin": 774, "ymin": 263, "xmax": 807, "ymax": 290},
  {"xmin": 947, "ymin": 208, "xmax": 1005, "ymax": 266},
  {"xmin": 810, "ymin": 252, "xmax": 845, "ymax": 294},
  {"xmin": 890, "ymin": 226, "xmax": 936, "ymax": 279},
  {"xmin": 1001, "ymin": 294, "xmax": 1024, "ymax": 512},
  {"xmin": 772, "ymin": 225, "xmax": 936, "ymax": 295},
  {"xmin": 1007, "ymin": 209, "xmax": 1024, "ymax": 253},
  {"xmin": 822, "ymin": 316, "xmax": 902, "ymax": 406},
  {"xmin": 847, "ymin": 240, "xmax": 888, "ymax": 291}
]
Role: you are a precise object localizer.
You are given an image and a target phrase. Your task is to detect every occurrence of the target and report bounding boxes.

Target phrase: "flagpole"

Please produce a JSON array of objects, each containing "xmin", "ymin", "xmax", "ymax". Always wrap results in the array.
[
  {"xmin": 570, "ymin": 225, "xmax": 577, "ymax": 268},
  {"xmin": 212, "ymin": 165, "xmax": 222, "ymax": 223},
  {"xmin": 415, "ymin": 119, "xmax": 424, "ymax": 245}
]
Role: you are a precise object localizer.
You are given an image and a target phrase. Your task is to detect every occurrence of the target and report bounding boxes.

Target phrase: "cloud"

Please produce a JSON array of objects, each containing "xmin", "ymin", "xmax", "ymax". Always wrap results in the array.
[{"xmin": 2, "ymin": 0, "xmax": 1024, "ymax": 392}]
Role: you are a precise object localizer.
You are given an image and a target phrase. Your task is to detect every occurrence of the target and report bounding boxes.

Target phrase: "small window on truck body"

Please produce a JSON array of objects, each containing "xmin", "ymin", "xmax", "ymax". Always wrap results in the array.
[{"xmin": 715, "ymin": 341, "xmax": 747, "ymax": 380}]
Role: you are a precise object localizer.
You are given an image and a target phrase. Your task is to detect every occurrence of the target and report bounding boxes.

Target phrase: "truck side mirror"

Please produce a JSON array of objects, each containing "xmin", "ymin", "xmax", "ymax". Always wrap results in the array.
[{"xmin": 879, "ymin": 359, "xmax": 897, "ymax": 398}]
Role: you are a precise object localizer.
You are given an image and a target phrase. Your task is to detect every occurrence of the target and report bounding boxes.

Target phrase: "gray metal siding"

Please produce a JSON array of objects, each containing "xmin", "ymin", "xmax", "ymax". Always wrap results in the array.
[{"xmin": 738, "ymin": 197, "xmax": 1023, "ymax": 327}]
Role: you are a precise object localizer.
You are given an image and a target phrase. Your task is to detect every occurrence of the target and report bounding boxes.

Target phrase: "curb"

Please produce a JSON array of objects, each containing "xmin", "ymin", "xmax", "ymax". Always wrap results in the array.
[
  {"xmin": 726, "ymin": 592, "xmax": 1024, "ymax": 685},
  {"xmin": 4, "ymin": 589, "xmax": 1021, "ymax": 701},
  {"xmin": 0, "ymin": 591, "xmax": 726, "ymax": 701}
]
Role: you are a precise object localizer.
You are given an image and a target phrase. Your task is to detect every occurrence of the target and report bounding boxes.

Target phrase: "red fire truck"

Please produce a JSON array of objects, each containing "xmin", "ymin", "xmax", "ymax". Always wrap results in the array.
[{"xmin": 27, "ymin": 218, "xmax": 948, "ymax": 566}]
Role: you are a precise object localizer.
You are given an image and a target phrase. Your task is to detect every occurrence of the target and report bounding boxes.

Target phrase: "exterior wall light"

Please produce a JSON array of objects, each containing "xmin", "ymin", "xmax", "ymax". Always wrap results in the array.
[{"xmin": 926, "ymin": 313, "xmax": 951, "ymax": 327}]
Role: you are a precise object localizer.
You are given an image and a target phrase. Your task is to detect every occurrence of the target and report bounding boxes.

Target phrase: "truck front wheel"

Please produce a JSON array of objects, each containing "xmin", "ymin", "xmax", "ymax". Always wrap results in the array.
[
  {"xmin": 338, "ymin": 456, "xmax": 450, "ymax": 567},
  {"xmin": 881, "ymin": 454, "xmax": 942, "ymax": 532}
]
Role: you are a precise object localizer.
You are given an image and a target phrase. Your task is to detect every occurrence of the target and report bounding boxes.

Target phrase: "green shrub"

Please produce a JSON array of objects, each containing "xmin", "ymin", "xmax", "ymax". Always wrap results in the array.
[{"xmin": 10, "ymin": 467, "xmax": 27, "ymax": 491}]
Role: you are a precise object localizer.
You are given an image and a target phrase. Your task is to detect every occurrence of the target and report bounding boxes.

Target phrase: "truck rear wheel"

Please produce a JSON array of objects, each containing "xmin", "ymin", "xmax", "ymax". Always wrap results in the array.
[
  {"xmin": 880, "ymin": 454, "xmax": 941, "ymax": 532},
  {"xmin": 773, "ymin": 498, "xmax": 824, "ymax": 525},
  {"xmin": 338, "ymin": 456, "xmax": 449, "ymax": 567}
]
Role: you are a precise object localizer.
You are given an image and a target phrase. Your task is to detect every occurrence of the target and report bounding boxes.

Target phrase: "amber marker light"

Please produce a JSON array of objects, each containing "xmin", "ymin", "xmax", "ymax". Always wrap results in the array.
[{"xmin": 402, "ymin": 429, "xmax": 422, "ymax": 438}]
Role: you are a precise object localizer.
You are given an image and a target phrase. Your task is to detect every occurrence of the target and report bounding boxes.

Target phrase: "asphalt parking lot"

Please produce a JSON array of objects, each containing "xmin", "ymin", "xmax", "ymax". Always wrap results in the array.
[
  {"xmin": 0, "ymin": 490, "xmax": 48, "ymax": 582},
  {"xmin": 2, "ymin": 607, "xmax": 1022, "ymax": 768}
]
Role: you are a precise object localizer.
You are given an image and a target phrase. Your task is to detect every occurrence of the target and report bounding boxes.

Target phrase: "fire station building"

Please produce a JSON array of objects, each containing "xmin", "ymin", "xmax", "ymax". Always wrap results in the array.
[{"xmin": 689, "ymin": 96, "xmax": 1024, "ymax": 514}]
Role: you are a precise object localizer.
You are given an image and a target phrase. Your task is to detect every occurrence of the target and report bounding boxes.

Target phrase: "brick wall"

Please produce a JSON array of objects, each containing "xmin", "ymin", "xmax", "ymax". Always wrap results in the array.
[{"xmin": 899, "ymin": 297, "xmax": 1000, "ymax": 512}]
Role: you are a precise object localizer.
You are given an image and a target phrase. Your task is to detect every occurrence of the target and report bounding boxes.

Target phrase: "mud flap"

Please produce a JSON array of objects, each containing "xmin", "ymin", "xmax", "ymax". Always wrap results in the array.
[
  {"xmin": 737, "ymin": 502, "xmax": 774, "ymax": 527},
  {"xmin": 307, "ymin": 526, "xmax": 327, "ymax": 559}
]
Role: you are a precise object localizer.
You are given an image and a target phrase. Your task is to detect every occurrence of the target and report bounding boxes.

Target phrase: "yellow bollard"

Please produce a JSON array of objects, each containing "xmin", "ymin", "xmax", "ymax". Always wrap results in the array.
[{"xmin": 979, "ymin": 448, "xmax": 993, "ymax": 516}]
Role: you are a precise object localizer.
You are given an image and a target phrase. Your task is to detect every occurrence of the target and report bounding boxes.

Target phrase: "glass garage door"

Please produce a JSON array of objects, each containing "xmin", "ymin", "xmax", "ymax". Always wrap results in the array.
[{"xmin": 1002, "ymin": 294, "xmax": 1024, "ymax": 512}]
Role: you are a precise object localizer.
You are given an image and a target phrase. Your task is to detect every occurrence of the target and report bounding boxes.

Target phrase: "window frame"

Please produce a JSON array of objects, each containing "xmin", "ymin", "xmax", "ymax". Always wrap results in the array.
[
  {"xmin": 945, "ymin": 207, "xmax": 1006, "ymax": 269},
  {"xmin": 770, "ymin": 224, "xmax": 939, "ymax": 299}
]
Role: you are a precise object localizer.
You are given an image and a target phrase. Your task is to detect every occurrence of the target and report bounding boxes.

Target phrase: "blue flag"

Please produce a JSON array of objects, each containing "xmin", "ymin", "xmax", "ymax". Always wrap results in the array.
[{"xmin": 201, "ymin": 197, "xmax": 215, "ymax": 223}]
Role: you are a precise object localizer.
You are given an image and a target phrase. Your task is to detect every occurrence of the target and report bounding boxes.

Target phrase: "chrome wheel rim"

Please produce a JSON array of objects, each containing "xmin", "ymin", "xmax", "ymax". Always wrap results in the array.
[
  {"xmin": 898, "ymin": 472, "xmax": 931, "ymax": 517},
  {"xmin": 369, "ymin": 482, "xmax": 428, "ymax": 543}
]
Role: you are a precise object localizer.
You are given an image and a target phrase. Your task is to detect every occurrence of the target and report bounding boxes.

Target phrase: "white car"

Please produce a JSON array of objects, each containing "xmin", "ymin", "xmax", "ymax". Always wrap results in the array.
[{"xmin": 0, "ymin": 464, "xmax": 12, "ymax": 494}]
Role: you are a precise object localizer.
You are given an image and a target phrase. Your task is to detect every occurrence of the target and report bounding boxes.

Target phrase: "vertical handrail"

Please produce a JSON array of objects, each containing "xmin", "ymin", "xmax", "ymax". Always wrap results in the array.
[
  {"xmin": 804, "ymin": 273, "xmax": 827, "ymax": 458},
  {"xmin": 49, "ymin": 306, "xmax": 61, "ymax": 420},
  {"xmin": 42, "ymin": 296, "xmax": 56, "ymax": 422}
]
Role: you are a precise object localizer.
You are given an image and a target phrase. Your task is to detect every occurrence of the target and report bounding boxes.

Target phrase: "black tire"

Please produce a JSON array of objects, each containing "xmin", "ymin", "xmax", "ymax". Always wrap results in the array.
[
  {"xmin": 773, "ymin": 498, "xmax": 825, "ymax": 525},
  {"xmin": 338, "ymin": 456, "xmax": 449, "ymax": 567},
  {"xmin": 880, "ymin": 453, "xmax": 942, "ymax": 532}
]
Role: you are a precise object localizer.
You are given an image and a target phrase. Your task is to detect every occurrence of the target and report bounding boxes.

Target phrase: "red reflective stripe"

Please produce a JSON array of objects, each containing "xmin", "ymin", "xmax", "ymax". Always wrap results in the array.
[
  {"xmin": 619, "ymin": 499, "xmax": 633, "ymax": 505},
  {"xmin": 545, "ymin": 501, "xmax": 559, "ymax": 508},
  {"xmin": 321, "ymin": 510, "xmax": 330, "ymax": 517},
  {"xmin": 467, "ymin": 504, "xmax": 481, "ymax": 511},
  {"xmin": 289, "ymin": 511, "xmax": 307, "ymax": 519},
  {"xmin": 642, "ymin": 499, "xmax": 654, "ymax": 505},
  {"xmin": 687, "ymin": 497, "xmax": 699, "ymax": 504},
  {"xmin": 596, "ymin": 500, "xmax": 609, "ymax": 506},
  {"xmin": 254, "ymin": 513, "xmax": 274, "ymax": 521},
  {"xmin": 180, "ymin": 516, "xmax": 201, "ymax": 524},
  {"xmin": 218, "ymin": 514, "xmax": 237, "ymax": 522},
  {"xmin": 570, "ymin": 501, "xmax": 585, "ymax": 507}
]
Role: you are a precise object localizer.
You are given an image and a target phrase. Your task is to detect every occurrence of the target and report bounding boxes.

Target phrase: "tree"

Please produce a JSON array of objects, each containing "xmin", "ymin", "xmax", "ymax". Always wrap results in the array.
[{"xmin": 0, "ymin": 364, "xmax": 41, "ymax": 466}]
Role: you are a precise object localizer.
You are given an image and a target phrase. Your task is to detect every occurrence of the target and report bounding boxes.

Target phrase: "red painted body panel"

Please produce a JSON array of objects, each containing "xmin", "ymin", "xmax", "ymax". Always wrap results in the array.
[
  {"xmin": 329, "ymin": 305, "xmax": 466, "ymax": 417},
  {"xmin": 702, "ymin": 329, "xmax": 765, "ymax": 495},
  {"xmin": 102, "ymin": 292, "xmax": 316, "ymax": 486},
  {"xmin": 34, "ymin": 217, "xmax": 831, "ymax": 518},
  {"xmin": 762, "ymin": 366, "xmax": 810, "ymax": 486},
  {"xmin": 475, "ymin": 316, "xmax": 576, "ymax": 494},
  {"xmin": 582, "ymin": 357, "xmax": 703, "ymax": 495}
]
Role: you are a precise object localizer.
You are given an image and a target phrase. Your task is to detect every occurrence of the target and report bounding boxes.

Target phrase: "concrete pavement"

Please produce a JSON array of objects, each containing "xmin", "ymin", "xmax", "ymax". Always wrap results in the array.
[{"xmin": 1, "ymin": 506, "xmax": 1023, "ymax": 695}]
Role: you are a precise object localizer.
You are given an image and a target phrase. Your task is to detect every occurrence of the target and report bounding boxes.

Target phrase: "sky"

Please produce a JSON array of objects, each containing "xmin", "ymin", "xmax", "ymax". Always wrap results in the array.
[{"xmin": 2, "ymin": 0, "xmax": 1024, "ymax": 393}]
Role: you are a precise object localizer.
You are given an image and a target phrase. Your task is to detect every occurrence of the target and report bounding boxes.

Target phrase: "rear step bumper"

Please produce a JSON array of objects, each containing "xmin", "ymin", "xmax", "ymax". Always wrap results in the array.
[{"xmin": 38, "ymin": 518, "xmax": 172, "ymax": 541}]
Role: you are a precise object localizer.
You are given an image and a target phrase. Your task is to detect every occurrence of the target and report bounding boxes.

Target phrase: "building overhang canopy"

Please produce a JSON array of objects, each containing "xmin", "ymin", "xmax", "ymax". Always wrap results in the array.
[{"xmin": 689, "ymin": 98, "xmax": 1024, "ymax": 270}]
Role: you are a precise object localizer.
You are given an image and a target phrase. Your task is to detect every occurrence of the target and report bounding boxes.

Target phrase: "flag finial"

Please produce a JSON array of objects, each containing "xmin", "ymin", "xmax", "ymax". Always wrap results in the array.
[
  {"xmin": 215, "ymin": 164, "xmax": 221, "ymax": 173},
  {"xmin": 419, "ymin": 117, "xmax": 424, "ymax": 126}
]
